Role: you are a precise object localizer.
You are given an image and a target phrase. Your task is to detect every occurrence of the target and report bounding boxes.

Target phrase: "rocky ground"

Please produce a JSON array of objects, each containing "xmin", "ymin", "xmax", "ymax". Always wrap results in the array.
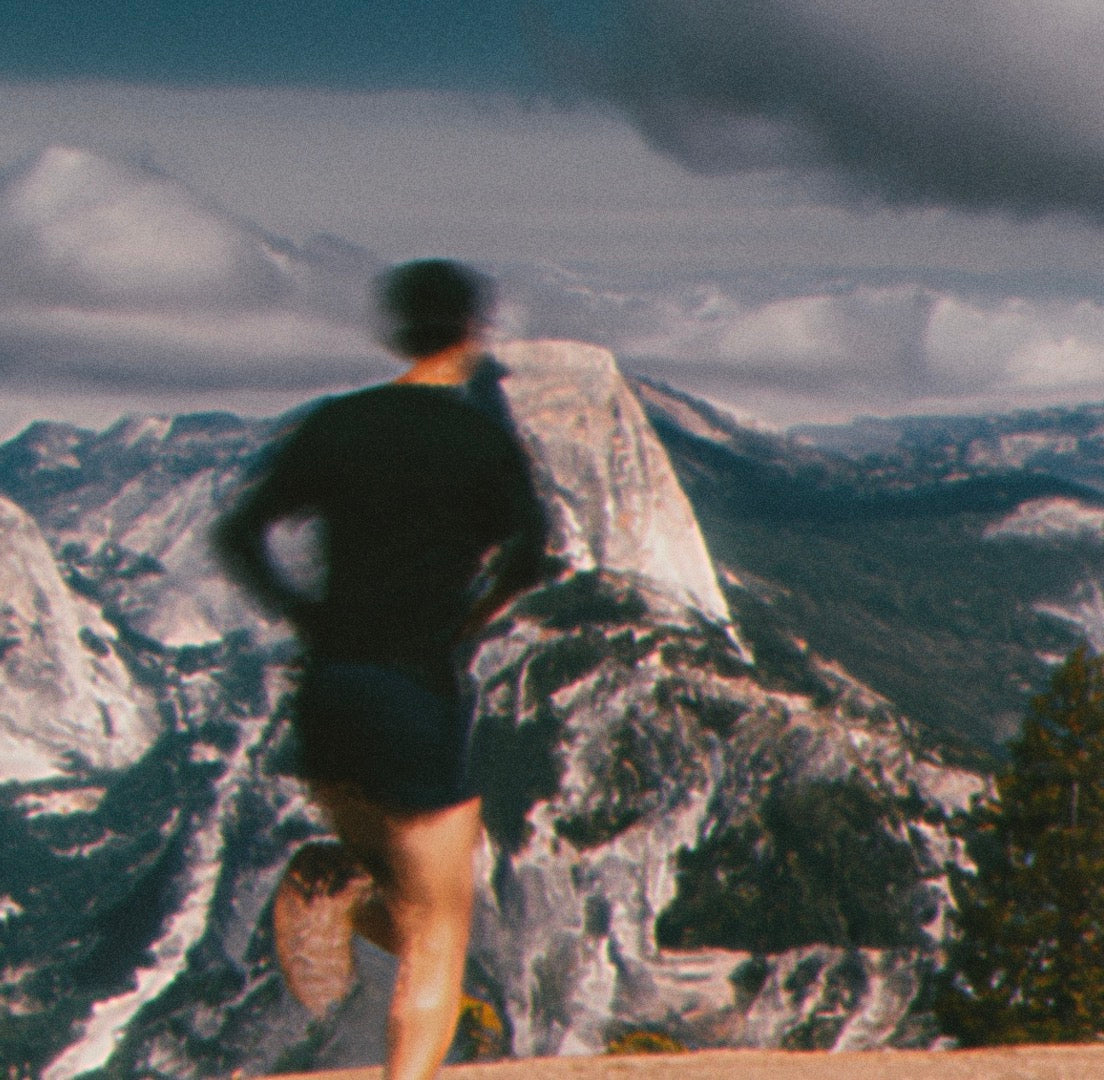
[{"xmin": 266, "ymin": 1045, "xmax": 1104, "ymax": 1080}]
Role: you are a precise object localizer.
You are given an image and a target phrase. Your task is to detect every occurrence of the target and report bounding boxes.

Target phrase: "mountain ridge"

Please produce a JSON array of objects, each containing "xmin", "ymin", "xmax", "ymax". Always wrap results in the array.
[
  {"xmin": 2, "ymin": 341, "xmax": 1100, "ymax": 1076},
  {"xmin": 639, "ymin": 384, "xmax": 1104, "ymax": 753}
]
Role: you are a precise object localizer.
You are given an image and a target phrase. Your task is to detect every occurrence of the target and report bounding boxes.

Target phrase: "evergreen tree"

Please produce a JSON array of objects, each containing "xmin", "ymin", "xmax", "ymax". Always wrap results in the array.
[{"xmin": 937, "ymin": 646, "xmax": 1104, "ymax": 1044}]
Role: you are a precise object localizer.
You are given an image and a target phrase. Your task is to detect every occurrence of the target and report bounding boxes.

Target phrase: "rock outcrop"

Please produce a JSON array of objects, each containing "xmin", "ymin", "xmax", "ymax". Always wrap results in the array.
[
  {"xmin": 464, "ymin": 568, "xmax": 977, "ymax": 1056},
  {"xmin": 494, "ymin": 341, "xmax": 734, "ymax": 630}
]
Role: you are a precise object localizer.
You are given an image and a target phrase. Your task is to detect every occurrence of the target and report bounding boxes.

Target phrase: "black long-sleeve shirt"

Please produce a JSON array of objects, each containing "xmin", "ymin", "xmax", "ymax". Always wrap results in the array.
[{"xmin": 213, "ymin": 374, "xmax": 548, "ymax": 692}]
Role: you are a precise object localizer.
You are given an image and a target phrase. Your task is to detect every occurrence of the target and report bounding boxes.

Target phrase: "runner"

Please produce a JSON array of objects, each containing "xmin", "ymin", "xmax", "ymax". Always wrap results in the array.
[{"xmin": 214, "ymin": 259, "xmax": 549, "ymax": 1080}]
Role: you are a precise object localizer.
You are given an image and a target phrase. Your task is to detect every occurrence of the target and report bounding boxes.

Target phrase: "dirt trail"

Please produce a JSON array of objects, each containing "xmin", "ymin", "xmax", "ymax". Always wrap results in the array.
[{"xmin": 264, "ymin": 1044, "xmax": 1104, "ymax": 1080}]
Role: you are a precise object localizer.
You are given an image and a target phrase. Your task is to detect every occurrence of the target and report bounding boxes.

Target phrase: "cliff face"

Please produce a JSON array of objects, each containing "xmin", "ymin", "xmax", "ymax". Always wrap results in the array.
[
  {"xmin": 493, "ymin": 341, "xmax": 735, "ymax": 631},
  {"xmin": 0, "ymin": 497, "xmax": 158, "ymax": 782},
  {"xmin": 0, "ymin": 342, "xmax": 980, "ymax": 1078}
]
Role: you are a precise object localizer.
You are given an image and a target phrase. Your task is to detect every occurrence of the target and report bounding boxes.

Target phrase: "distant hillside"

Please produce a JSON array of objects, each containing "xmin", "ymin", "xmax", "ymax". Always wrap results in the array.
[
  {"xmin": 641, "ymin": 380, "xmax": 1104, "ymax": 754},
  {"xmin": 793, "ymin": 403, "xmax": 1104, "ymax": 491}
]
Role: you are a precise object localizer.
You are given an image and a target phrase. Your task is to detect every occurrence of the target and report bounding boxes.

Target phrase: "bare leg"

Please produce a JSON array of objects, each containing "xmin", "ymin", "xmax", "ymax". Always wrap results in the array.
[{"xmin": 312, "ymin": 782, "xmax": 483, "ymax": 1080}]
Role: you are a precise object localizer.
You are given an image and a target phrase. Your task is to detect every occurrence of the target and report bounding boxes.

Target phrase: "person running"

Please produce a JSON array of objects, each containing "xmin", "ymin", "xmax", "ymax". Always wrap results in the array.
[{"xmin": 213, "ymin": 259, "xmax": 549, "ymax": 1080}]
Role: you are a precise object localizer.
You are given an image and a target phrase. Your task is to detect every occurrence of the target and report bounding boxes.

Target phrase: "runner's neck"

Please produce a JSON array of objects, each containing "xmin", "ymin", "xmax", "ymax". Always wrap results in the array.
[{"xmin": 394, "ymin": 340, "xmax": 482, "ymax": 386}]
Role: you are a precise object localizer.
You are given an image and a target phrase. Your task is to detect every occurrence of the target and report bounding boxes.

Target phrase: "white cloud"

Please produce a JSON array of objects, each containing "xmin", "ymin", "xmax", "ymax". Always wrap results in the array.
[
  {"xmin": 0, "ymin": 146, "xmax": 293, "ymax": 310},
  {"xmin": 0, "ymin": 144, "xmax": 386, "ymax": 407},
  {"xmin": 504, "ymin": 267, "xmax": 1104, "ymax": 424},
  {"xmin": 1, "ymin": 86, "xmax": 1104, "ymax": 432},
  {"xmin": 927, "ymin": 296, "xmax": 1104, "ymax": 397},
  {"xmin": 0, "ymin": 303, "xmax": 371, "ymax": 375}
]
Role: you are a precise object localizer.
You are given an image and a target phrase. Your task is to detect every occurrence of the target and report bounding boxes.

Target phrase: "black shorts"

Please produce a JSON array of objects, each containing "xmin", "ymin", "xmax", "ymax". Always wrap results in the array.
[{"xmin": 292, "ymin": 659, "xmax": 477, "ymax": 811}]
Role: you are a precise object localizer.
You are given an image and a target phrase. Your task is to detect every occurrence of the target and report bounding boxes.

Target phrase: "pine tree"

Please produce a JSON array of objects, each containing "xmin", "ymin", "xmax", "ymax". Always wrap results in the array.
[{"xmin": 937, "ymin": 646, "xmax": 1104, "ymax": 1045}]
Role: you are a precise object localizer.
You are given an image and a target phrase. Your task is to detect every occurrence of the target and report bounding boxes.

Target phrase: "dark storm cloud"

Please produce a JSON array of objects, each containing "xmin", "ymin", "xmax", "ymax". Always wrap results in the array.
[
  {"xmin": 569, "ymin": 0, "xmax": 1104, "ymax": 217},
  {"xmin": 0, "ymin": 0, "xmax": 541, "ymax": 91},
  {"xmin": 10, "ymin": 1, "xmax": 1103, "ymax": 220}
]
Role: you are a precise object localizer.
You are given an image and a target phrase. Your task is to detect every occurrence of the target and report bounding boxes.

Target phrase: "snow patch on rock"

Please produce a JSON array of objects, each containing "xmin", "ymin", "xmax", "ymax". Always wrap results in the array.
[
  {"xmin": 985, "ymin": 496, "xmax": 1104, "ymax": 542},
  {"xmin": 1035, "ymin": 580, "xmax": 1104, "ymax": 651}
]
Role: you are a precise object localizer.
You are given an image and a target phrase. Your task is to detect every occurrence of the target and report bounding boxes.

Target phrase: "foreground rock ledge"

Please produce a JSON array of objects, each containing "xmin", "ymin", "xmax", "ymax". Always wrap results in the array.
[{"xmin": 264, "ymin": 1044, "xmax": 1104, "ymax": 1080}]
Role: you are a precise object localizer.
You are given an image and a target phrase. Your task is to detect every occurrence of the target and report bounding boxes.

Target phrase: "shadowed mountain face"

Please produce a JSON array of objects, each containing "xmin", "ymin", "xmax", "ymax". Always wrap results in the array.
[
  {"xmin": 640, "ymin": 383, "xmax": 1104, "ymax": 754},
  {"xmin": 0, "ymin": 341, "xmax": 1098, "ymax": 1075}
]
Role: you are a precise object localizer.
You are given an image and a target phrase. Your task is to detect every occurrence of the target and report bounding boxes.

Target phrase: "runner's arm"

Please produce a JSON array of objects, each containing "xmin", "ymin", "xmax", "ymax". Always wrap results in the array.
[{"xmin": 211, "ymin": 420, "xmax": 326, "ymax": 631}]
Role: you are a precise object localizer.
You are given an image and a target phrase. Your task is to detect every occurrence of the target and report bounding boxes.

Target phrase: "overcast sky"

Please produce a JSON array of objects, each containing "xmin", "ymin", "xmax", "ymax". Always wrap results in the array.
[{"xmin": 2, "ymin": 1, "xmax": 1104, "ymax": 435}]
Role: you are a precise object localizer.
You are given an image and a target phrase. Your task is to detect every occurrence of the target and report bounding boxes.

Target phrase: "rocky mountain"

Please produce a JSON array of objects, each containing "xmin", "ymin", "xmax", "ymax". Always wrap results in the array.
[
  {"xmin": 0, "ymin": 499, "xmax": 158, "ymax": 782},
  {"xmin": 651, "ymin": 388, "xmax": 1104, "ymax": 753},
  {"xmin": 794, "ymin": 405, "xmax": 1104, "ymax": 487},
  {"xmin": 2, "ymin": 339, "xmax": 1090, "ymax": 1076}
]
